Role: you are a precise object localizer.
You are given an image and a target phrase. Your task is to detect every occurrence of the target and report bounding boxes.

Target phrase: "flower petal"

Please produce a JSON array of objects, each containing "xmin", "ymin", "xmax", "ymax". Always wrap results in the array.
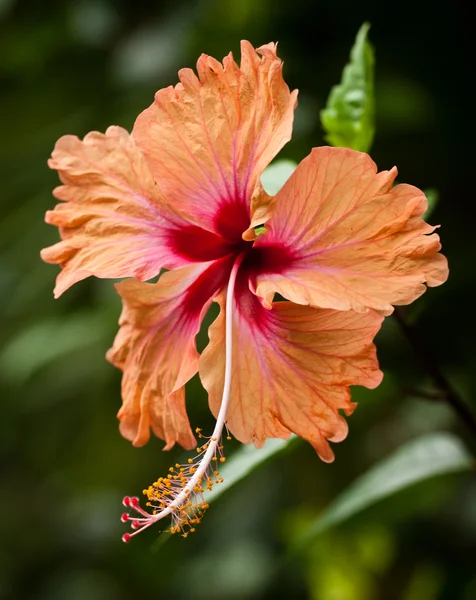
[
  {"xmin": 133, "ymin": 41, "xmax": 298, "ymax": 241},
  {"xmin": 107, "ymin": 257, "xmax": 233, "ymax": 449},
  {"xmin": 41, "ymin": 126, "xmax": 232, "ymax": 297},
  {"xmin": 254, "ymin": 147, "xmax": 449, "ymax": 314},
  {"xmin": 199, "ymin": 285, "xmax": 383, "ymax": 462}
]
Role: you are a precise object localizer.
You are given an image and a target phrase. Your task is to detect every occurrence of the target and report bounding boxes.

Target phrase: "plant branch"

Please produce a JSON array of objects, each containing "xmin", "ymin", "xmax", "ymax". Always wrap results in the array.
[{"xmin": 394, "ymin": 306, "xmax": 476, "ymax": 437}]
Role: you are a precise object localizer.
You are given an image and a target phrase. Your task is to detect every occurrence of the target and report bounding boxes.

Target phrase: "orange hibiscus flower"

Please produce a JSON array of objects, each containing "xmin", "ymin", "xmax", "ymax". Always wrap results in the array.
[{"xmin": 41, "ymin": 42, "xmax": 448, "ymax": 540}]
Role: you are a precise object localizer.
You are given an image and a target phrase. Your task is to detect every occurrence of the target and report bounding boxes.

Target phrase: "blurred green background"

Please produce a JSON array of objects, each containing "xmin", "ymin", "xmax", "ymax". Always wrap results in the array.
[{"xmin": 1, "ymin": 1, "xmax": 475, "ymax": 599}]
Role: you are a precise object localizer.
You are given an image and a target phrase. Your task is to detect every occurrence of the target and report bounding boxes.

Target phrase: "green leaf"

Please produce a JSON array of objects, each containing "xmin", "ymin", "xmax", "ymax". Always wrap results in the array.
[
  {"xmin": 423, "ymin": 188, "xmax": 439, "ymax": 220},
  {"xmin": 321, "ymin": 22, "xmax": 375, "ymax": 153},
  {"xmin": 254, "ymin": 225, "xmax": 267, "ymax": 236},
  {"xmin": 260, "ymin": 159, "xmax": 297, "ymax": 196},
  {"xmin": 204, "ymin": 436, "xmax": 298, "ymax": 504},
  {"xmin": 296, "ymin": 433, "xmax": 473, "ymax": 547},
  {"xmin": 0, "ymin": 313, "xmax": 110, "ymax": 383}
]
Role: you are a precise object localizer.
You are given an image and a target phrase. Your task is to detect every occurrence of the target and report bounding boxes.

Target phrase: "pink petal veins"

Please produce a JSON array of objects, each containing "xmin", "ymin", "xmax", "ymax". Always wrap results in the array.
[
  {"xmin": 254, "ymin": 147, "xmax": 449, "ymax": 313},
  {"xmin": 133, "ymin": 41, "xmax": 298, "ymax": 241}
]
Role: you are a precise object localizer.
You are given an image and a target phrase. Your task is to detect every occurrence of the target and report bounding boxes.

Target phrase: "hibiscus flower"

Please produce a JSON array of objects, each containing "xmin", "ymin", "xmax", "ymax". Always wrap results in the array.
[{"xmin": 41, "ymin": 41, "xmax": 448, "ymax": 540}]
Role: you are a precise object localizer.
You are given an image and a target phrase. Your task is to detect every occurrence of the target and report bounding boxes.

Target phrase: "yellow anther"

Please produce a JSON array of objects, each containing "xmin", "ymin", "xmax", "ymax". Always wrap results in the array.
[
  {"xmin": 188, "ymin": 458, "xmax": 193, "ymax": 464},
  {"xmin": 219, "ymin": 457, "xmax": 226, "ymax": 463}
]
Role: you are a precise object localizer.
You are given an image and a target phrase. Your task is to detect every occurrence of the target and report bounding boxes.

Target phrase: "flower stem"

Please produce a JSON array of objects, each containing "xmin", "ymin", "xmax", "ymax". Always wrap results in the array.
[{"xmin": 394, "ymin": 306, "xmax": 476, "ymax": 437}]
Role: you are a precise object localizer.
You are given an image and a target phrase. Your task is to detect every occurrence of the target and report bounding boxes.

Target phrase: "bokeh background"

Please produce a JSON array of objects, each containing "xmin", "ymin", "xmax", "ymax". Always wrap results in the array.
[{"xmin": 1, "ymin": 1, "xmax": 475, "ymax": 599}]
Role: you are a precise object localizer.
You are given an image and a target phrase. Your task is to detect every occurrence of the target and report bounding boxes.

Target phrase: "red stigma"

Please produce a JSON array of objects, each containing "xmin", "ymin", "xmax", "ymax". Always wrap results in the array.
[
  {"xmin": 121, "ymin": 513, "xmax": 129, "ymax": 523},
  {"xmin": 122, "ymin": 533, "xmax": 131, "ymax": 543},
  {"xmin": 122, "ymin": 496, "xmax": 131, "ymax": 507}
]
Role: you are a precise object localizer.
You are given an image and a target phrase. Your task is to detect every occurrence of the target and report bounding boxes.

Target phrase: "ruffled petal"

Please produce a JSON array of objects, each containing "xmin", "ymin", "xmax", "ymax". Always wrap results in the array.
[
  {"xmin": 41, "ymin": 126, "xmax": 232, "ymax": 297},
  {"xmin": 107, "ymin": 257, "xmax": 233, "ymax": 449},
  {"xmin": 133, "ymin": 41, "xmax": 298, "ymax": 241},
  {"xmin": 199, "ymin": 285, "xmax": 383, "ymax": 462},
  {"xmin": 254, "ymin": 147, "xmax": 449, "ymax": 314}
]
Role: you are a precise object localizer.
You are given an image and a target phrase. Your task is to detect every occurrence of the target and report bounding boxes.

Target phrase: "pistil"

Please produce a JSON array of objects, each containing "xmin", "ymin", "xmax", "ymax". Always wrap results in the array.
[{"xmin": 121, "ymin": 253, "xmax": 244, "ymax": 541}]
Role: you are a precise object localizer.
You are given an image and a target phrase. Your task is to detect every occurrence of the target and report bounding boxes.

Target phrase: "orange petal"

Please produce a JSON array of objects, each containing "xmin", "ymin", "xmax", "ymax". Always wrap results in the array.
[
  {"xmin": 133, "ymin": 41, "xmax": 298, "ymax": 241},
  {"xmin": 199, "ymin": 288, "xmax": 383, "ymax": 462},
  {"xmin": 41, "ymin": 126, "xmax": 227, "ymax": 297},
  {"xmin": 107, "ymin": 257, "xmax": 233, "ymax": 449},
  {"xmin": 254, "ymin": 147, "xmax": 449, "ymax": 314}
]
